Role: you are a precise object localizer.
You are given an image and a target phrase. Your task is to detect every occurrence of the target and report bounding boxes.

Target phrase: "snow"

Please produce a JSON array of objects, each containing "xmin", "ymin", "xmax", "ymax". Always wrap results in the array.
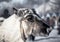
[
  {"xmin": 49, "ymin": 29, "xmax": 58, "ymax": 37},
  {"xmin": 26, "ymin": 36, "xmax": 60, "ymax": 42},
  {"xmin": 26, "ymin": 28, "xmax": 60, "ymax": 42}
]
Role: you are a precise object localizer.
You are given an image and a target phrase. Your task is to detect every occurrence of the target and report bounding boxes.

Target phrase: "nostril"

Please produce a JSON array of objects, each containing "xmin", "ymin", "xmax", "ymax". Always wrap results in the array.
[
  {"xmin": 41, "ymin": 28, "xmax": 47, "ymax": 34},
  {"xmin": 28, "ymin": 34, "xmax": 35, "ymax": 41}
]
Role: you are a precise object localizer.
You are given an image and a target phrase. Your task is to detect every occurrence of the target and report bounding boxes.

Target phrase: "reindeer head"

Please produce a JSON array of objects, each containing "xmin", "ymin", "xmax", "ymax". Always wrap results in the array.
[{"xmin": 13, "ymin": 8, "xmax": 50, "ymax": 41}]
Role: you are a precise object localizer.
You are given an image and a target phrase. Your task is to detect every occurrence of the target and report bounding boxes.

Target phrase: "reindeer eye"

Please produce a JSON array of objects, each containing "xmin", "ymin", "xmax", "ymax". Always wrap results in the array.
[
  {"xmin": 28, "ymin": 18, "xmax": 33, "ymax": 22},
  {"xmin": 27, "ymin": 15, "xmax": 34, "ymax": 22}
]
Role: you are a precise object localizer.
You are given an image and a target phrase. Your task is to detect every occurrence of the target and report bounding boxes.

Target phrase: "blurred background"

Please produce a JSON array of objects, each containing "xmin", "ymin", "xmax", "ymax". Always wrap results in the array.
[
  {"xmin": 0, "ymin": 0, "xmax": 55, "ymax": 16},
  {"xmin": 0, "ymin": 0, "xmax": 60, "ymax": 42},
  {"xmin": 0, "ymin": 0, "xmax": 60, "ymax": 18}
]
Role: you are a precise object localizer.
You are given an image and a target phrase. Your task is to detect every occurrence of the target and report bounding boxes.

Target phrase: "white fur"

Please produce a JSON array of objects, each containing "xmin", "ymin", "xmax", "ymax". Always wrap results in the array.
[{"xmin": 0, "ymin": 14, "xmax": 24, "ymax": 42}]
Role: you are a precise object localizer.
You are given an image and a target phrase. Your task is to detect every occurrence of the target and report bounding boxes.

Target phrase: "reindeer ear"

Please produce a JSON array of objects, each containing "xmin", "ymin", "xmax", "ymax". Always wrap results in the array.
[
  {"xmin": 31, "ymin": 8, "xmax": 36, "ymax": 14},
  {"xmin": 13, "ymin": 7, "xmax": 18, "ymax": 14}
]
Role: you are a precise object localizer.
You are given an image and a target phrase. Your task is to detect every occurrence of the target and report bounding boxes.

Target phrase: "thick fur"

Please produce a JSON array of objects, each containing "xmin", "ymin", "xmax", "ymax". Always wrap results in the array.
[{"xmin": 0, "ymin": 8, "xmax": 50, "ymax": 42}]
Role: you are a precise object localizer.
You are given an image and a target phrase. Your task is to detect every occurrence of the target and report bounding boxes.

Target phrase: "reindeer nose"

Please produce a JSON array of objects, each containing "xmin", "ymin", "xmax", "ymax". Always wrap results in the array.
[{"xmin": 28, "ymin": 34, "xmax": 35, "ymax": 41}]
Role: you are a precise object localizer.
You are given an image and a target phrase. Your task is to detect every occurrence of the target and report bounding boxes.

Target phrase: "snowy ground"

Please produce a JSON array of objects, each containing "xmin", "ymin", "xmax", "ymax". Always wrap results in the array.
[
  {"xmin": 26, "ymin": 29, "xmax": 60, "ymax": 42},
  {"xmin": 26, "ymin": 36, "xmax": 60, "ymax": 42}
]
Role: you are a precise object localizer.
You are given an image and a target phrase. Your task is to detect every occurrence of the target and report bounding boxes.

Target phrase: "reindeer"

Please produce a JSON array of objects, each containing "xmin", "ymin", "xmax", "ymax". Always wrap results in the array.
[{"xmin": 0, "ymin": 8, "xmax": 50, "ymax": 42}]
